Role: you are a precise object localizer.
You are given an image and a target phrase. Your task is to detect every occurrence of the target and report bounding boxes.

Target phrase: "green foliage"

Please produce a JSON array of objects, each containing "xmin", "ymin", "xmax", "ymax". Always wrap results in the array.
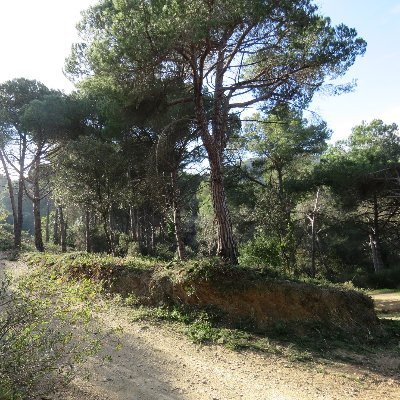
[
  {"xmin": 195, "ymin": 181, "xmax": 217, "ymax": 256},
  {"xmin": 0, "ymin": 223, "xmax": 14, "ymax": 251},
  {"xmin": 0, "ymin": 266, "xmax": 102, "ymax": 399},
  {"xmin": 153, "ymin": 243, "xmax": 175, "ymax": 261},
  {"xmin": 353, "ymin": 267, "xmax": 400, "ymax": 290},
  {"xmin": 239, "ymin": 232, "xmax": 282, "ymax": 269},
  {"xmin": 24, "ymin": 252, "xmax": 161, "ymax": 285}
]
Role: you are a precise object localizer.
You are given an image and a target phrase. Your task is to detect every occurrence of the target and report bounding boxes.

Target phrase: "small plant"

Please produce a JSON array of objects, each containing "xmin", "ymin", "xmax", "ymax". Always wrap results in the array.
[{"xmin": 0, "ymin": 265, "xmax": 103, "ymax": 399}]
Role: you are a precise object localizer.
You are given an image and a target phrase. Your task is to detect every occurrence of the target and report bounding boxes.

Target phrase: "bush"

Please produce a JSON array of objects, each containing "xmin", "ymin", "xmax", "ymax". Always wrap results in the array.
[
  {"xmin": 353, "ymin": 267, "xmax": 400, "ymax": 289},
  {"xmin": 0, "ymin": 266, "xmax": 102, "ymax": 399},
  {"xmin": 239, "ymin": 233, "xmax": 282, "ymax": 268},
  {"xmin": 0, "ymin": 224, "xmax": 14, "ymax": 251},
  {"xmin": 153, "ymin": 243, "xmax": 175, "ymax": 261}
]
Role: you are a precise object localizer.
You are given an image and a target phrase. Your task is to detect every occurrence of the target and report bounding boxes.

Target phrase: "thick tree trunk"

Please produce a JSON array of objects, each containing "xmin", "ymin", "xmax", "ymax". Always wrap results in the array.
[
  {"xmin": 170, "ymin": 170, "xmax": 185, "ymax": 260},
  {"xmin": 209, "ymin": 153, "xmax": 238, "ymax": 263},
  {"xmin": 193, "ymin": 81, "xmax": 237, "ymax": 263},
  {"xmin": 190, "ymin": 43, "xmax": 238, "ymax": 264}
]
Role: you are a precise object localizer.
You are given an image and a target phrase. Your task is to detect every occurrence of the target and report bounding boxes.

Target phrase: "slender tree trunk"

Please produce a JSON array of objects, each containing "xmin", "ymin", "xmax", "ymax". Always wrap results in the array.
[
  {"xmin": 0, "ymin": 149, "xmax": 18, "ymax": 243},
  {"xmin": 101, "ymin": 209, "xmax": 113, "ymax": 254},
  {"xmin": 45, "ymin": 198, "xmax": 50, "ymax": 243},
  {"xmin": 59, "ymin": 206, "xmax": 67, "ymax": 252},
  {"xmin": 14, "ymin": 134, "xmax": 27, "ymax": 248},
  {"xmin": 308, "ymin": 188, "xmax": 320, "ymax": 278},
  {"xmin": 276, "ymin": 165, "xmax": 284, "ymax": 197},
  {"xmin": 370, "ymin": 192, "xmax": 384, "ymax": 272},
  {"xmin": 150, "ymin": 210, "xmax": 155, "ymax": 252},
  {"xmin": 129, "ymin": 206, "xmax": 137, "ymax": 241},
  {"xmin": 53, "ymin": 207, "xmax": 60, "ymax": 245},
  {"xmin": 369, "ymin": 233, "xmax": 384, "ymax": 273},
  {"xmin": 170, "ymin": 170, "xmax": 185, "ymax": 260},
  {"xmin": 85, "ymin": 209, "xmax": 91, "ymax": 253},
  {"xmin": 32, "ymin": 148, "xmax": 44, "ymax": 252}
]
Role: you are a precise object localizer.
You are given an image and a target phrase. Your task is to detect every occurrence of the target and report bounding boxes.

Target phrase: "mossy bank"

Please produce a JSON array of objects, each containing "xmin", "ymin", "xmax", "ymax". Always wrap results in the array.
[{"xmin": 25, "ymin": 252, "xmax": 379, "ymax": 336}]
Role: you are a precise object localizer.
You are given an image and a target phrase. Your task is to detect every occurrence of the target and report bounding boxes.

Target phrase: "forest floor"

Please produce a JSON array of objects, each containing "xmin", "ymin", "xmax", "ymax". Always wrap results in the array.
[{"xmin": 1, "ymin": 255, "xmax": 400, "ymax": 400}]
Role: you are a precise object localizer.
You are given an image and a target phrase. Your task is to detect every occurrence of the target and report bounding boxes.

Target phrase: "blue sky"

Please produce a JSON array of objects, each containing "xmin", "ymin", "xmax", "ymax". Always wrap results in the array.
[
  {"xmin": 0, "ymin": 0, "xmax": 399, "ymax": 142},
  {"xmin": 311, "ymin": 0, "xmax": 400, "ymax": 140}
]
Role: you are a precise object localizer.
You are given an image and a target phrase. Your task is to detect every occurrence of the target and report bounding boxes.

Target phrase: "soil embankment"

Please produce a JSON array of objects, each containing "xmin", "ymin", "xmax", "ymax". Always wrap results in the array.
[{"xmin": 1, "ymin": 255, "xmax": 399, "ymax": 400}]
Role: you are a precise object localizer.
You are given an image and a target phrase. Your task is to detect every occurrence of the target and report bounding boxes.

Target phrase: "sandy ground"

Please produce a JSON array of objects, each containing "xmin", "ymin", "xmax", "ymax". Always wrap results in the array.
[
  {"xmin": 1, "ymin": 256, "xmax": 400, "ymax": 400},
  {"xmin": 373, "ymin": 292, "xmax": 400, "ymax": 313}
]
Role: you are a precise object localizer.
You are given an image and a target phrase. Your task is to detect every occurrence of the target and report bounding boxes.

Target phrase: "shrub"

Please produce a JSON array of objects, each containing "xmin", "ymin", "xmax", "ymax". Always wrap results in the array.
[
  {"xmin": 0, "ymin": 266, "xmax": 102, "ymax": 399},
  {"xmin": 353, "ymin": 267, "xmax": 400, "ymax": 289},
  {"xmin": 239, "ymin": 233, "xmax": 282, "ymax": 269},
  {"xmin": 0, "ymin": 224, "xmax": 14, "ymax": 251}
]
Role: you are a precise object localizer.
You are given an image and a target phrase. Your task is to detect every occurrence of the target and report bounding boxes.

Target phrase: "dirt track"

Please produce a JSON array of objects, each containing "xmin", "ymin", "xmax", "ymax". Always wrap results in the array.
[
  {"xmin": 1, "ymin": 257, "xmax": 400, "ymax": 400},
  {"xmin": 373, "ymin": 292, "xmax": 400, "ymax": 316}
]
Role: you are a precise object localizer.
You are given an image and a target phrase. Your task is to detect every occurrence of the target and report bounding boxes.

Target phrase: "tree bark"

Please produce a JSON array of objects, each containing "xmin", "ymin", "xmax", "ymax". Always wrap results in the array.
[
  {"xmin": 0, "ymin": 148, "xmax": 18, "ymax": 243},
  {"xmin": 170, "ymin": 170, "xmax": 185, "ymax": 260},
  {"xmin": 308, "ymin": 188, "xmax": 320, "ymax": 278},
  {"xmin": 59, "ymin": 206, "xmax": 67, "ymax": 252},
  {"xmin": 129, "ymin": 206, "xmax": 138, "ymax": 241},
  {"xmin": 209, "ymin": 152, "xmax": 238, "ymax": 263},
  {"xmin": 370, "ymin": 192, "xmax": 384, "ymax": 272},
  {"xmin": 84, "ymin": 209, "xmax": 92, "ymax": 253},
  {"xmin": 31, "ymin": 147, "xmax": 44, "ymax": 252},
  {"xmin": 45, "ymin": 198, "xmax": 50, "ymax": 243},
  {"xmin": 193, "ymin": 78, "xmax": 237, "ymax": 262},
  {"xmin": 14, "ymin": 134, "xmax": 27, "ymax": 248},
  {"xmin": 53, "ymin": 207, "xmax": 60, "ymax": 245},
  {"xmin": 101, "ymin": 207, "xmax": 114, "ymax": 254}
]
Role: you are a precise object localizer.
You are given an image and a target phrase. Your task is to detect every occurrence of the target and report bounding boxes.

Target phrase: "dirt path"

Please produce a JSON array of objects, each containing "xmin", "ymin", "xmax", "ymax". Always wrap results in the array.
[
  {"xmin": 1, "ymin": 257, "xmax": 400, "ymax": 400},
  {"xmin": 372, "ymin": 292, "xmax": 400, "ymax": 314}
]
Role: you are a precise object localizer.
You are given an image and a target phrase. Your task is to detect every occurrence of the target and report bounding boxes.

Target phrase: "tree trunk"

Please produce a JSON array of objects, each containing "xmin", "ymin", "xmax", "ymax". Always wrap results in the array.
[
  {"xmin": 32, "ymin": 148, "xmax": 44, "ymax": 252},
  {"xmin": 53, "ymin": 207, "xmax": 60, "ymax": 245},
  {"xmin": 0, "ymin": 149, "xmax": 18, "ymax": 243},
  {"xmin": 14, "ymin": 134, "xmax": 27, "ymax": 248},
  {"xmin": 59, "ymin": 206, "xmax": 67, "ymax": 252},
  {"xmin": 129, "ymin": 206, "xmax": 138, "ymax": 241},
  {"xmin": 370, "ymin": 192, "xmax": 384, "ymax": 272},
  {"xmin": 369, "ymin": 233, "xmax": 384, "ymax": 273},
  {"xmin": 209, "ymin": 153, "xmax": 238, "ymax": 263},
  {"xmin": 309, "ymin": 188, "xmax": 320, "ymax": 278},
  {"xmin": 85, "ymin": 209, "xmax": 91, "ymax": 253},
  {"xmin": 101, "ymin": 208, "xmax": 113, "ymax": 254},
  {"xmin": 191, "ymin": 45, "xmax": 238, "ymax": 264},
  {"xmin": 45, "ymin": 198, "xmax": 50, "ymax": 243},
  {"xmin": 170, "ymin": 170, "xmax": 185, "ymax": 260}
]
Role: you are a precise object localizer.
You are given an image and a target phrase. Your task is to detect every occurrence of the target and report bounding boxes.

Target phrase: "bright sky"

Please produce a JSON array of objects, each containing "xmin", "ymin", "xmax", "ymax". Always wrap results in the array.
[{"xmin": 0, "ymin": 0, "xmax": 399, "ymax": 142}]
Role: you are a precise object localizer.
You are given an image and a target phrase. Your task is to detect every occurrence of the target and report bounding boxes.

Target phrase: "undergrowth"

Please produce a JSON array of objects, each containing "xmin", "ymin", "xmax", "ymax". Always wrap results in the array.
[
  {"xmin": 0, "ymin": 260, "xmax": 107, "ymax": 399},
  {"xmin": 23, "ymin": 252, "xmax": 400, "ymax": 371}
]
